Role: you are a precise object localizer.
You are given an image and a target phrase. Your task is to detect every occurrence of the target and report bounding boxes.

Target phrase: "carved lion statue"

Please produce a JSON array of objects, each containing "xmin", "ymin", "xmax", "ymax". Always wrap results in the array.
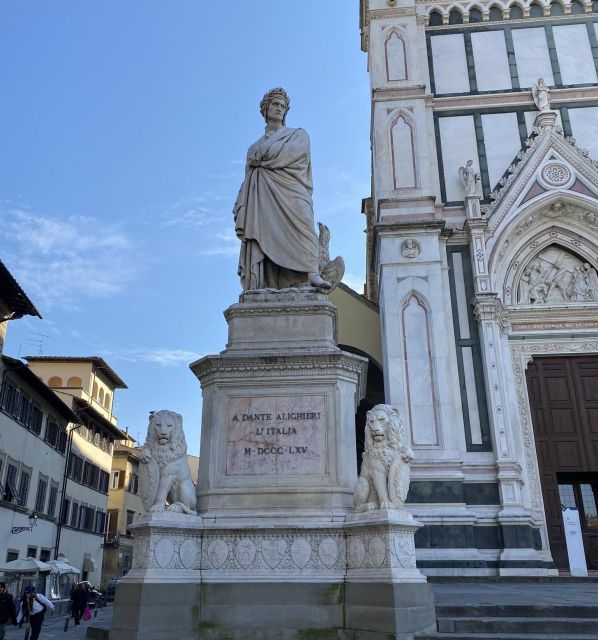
[
  {"xmin": 139, "ymin": 410, "xmax": 197, "ymax": 515},
  {"xmin": 354, "ymin": 404, "xmax": 414, "ymax": 513}
]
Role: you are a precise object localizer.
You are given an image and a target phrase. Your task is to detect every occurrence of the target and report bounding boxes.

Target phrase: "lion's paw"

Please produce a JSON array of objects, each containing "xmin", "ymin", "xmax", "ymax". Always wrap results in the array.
[
  {"xmin": 150, "ymin": 504, "xmax": 165, "ymax": 513},
  {"xmin": 365, "ymin": 502, "xmax": 377, "ymax": 511},
  {"xmin": 380, "ymin": 500, "xmax": 396, "ymax": 510}
]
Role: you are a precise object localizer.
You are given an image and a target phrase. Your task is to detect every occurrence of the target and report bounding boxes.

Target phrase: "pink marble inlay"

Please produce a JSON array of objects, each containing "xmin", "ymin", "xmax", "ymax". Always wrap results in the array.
[{"xmin": 226, "ymin": 395, "xmax": 326, "ymax": 476}]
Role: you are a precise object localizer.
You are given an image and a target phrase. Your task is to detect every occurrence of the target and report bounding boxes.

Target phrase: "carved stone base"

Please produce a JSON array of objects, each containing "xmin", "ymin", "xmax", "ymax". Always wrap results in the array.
[
  {"xmin": 533, "ymin": 109, "xmax": 558, "ymax": 130},
  {"xmin": 111, "ymin": 512, "xmax": 435, "ymax": 639},
  {"xmin": 224, "ymin": 288, "xmax": 339, "ymax": 355}
]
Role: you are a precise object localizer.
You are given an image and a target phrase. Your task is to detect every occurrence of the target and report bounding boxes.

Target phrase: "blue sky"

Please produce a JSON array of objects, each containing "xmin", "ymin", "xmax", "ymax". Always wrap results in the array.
[{"xmin": 0, "ymin": 2, "xmax": 371, "ymax": 452}]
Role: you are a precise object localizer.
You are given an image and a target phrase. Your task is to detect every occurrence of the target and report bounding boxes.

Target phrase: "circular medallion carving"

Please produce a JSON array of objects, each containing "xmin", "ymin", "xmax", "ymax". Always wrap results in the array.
[
  {"xmin": 401, "ymin": 238, "xmax": 420, "ymax": 259},
  {"xmin": 290, "ymin": 538, "xmax": 312, "ymax": 568},
  {"xmin": 318, "ymin": 537, "xmax": 339, "ymax": 568},
  {"xmin": 347, "ymin": 537, "xmax": 366, "ymax": 568},
  {"xmin": 207, "ymin": 539, "xmax": 228, "ymax": 568},
  {"xmin": 541, "ymin": 162, "xmax": 571, "ymax": 187},
  {"xmin": 368, "ymin": 536, "xmax": 386, "ymax": 568},
  {"xmin": 235, "ymin": 538, "xmax": 257, "ymax": 568},
  {"xmin": 392, "ymin": 535, "xmax": 414, "ymax": 568},
  {"xmin": 261, "ymin": 538, "xmax": 287, "ymax": 569},
  {"xmin": 154, "ymin": 538, "xmax": 175, "ymax": 568},
  {"xmin": 179, "ymin": 539, "xmax": 199, "ymax": 569}
]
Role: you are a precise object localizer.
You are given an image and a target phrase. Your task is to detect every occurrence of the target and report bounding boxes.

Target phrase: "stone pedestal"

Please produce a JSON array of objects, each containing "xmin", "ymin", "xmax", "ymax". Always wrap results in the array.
[
  {"xmin": 344, "ymin": 511, "xmax": 436, "ymax": 638},
  {"xmin": 109, "ymin": 290, "xmax": 437, "ymax": 639},
  {"xmin": 190, "ymin": 289, "xmax": 368, "ymax": 520}
]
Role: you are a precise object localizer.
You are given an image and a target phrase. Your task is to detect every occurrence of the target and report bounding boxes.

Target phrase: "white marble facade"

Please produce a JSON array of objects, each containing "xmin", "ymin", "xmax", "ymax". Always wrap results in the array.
[{"xmin": 362, "ymin": 0, "xmax": 598, "ymax": 574}]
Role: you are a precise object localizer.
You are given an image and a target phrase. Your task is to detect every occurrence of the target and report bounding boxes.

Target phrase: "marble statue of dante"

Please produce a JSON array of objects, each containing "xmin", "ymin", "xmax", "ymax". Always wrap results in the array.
[
  {"xmin": 458, "ymin": 159, "xmax": 481, "ymax": 197},
  {"xmin": 233, "ymin": 88, "xmax": 330, "ymax": 290},
  {"xmin": 532, "ymin": 78, "xmax": 551, "ymax": 112}
]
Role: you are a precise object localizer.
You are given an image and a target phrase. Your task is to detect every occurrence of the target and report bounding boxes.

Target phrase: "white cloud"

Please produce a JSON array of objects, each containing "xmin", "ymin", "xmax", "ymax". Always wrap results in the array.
[
  {"xmin": 342, "ymin": 272, "xmax": 365, "ymax": 293},
  {"xmin": 198, "ymin": 229, "xmax": 239, "ymax": 257},
  {"xmin": 0, "ymin": 205, "xmax": 137, "ymax": 310},
  {"xmin": 107, "ymin": 347, "xmax": 202, "ymax": 367}
]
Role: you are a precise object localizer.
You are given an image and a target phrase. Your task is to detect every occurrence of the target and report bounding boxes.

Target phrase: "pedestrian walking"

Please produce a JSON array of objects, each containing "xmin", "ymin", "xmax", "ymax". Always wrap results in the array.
[
  {"xmin": 0, "ymin": 582, "xmax": 17, "ymax": 640},
  {"xmin": 70, "ymin": 583, "xmax": 88, "ymax": 626},
  {"xmin": 16, "ymin": 586, "xmax": 54, "ymax": 640}
]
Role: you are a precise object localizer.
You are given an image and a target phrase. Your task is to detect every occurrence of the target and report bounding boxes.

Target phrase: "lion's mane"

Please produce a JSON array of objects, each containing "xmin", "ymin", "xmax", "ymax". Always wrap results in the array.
[
  {"xmin": 146, "ymin": 409, "xmax": 188, "ymax": 467},
  {"xmin": 363, "ymin": 404, "xmax": 404, "ymax": 470}
]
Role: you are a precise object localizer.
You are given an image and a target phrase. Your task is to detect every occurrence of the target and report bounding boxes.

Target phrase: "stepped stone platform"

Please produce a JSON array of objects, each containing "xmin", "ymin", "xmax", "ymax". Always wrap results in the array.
[{"xmin": 416, "ymin": 582, "xmax": 598, "ymax": 640}]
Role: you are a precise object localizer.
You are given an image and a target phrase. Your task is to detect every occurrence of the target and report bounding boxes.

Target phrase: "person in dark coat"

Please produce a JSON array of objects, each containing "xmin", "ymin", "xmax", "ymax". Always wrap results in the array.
[
  {"xmin": 70, "ymin": 583, "xmax": 88, "ymax": 625},
  {"xmin": 0, "ymin": 582, "xmax": 17, "ymax": 640}
]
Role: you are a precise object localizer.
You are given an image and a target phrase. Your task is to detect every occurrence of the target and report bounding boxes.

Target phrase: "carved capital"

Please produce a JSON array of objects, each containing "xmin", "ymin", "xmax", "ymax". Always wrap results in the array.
[{"xmin": 473, "ymin": 294, "xmax": 511, "ymax": 333}]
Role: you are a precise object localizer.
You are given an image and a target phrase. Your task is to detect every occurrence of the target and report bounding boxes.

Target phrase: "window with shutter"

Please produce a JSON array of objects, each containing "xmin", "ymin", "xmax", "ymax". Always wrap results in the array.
[
  {"xmin": 47, "ymin": 481, "xmax": 59, "ymax": 517},
  {"xmin": 17, "ymin": 466, "xmax": 31, "ymax": 507},
  {"xmin": 4, "ymin": 461, "xmax": 19, "ymax": 501},
  {"xmin": 34, "ymin": 475, "xmax": 48, "ymax": 513}
]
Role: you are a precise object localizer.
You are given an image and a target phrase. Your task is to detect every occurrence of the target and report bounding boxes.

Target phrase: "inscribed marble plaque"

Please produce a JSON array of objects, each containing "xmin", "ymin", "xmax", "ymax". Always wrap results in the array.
[{"xmin": 226, "ymin": 395, "xmax": 326, "ymax": 475}]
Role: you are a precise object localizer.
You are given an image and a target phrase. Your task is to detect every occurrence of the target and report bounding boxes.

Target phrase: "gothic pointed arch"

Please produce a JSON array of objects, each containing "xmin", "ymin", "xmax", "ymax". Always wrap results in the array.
[
  {"xmin": 389, "ymin": 109, "xmax": 419, "ymax": 190},
  {"xmin": 382, "ymin": 26, "xmax": 408, "ymax": 81},
  {"xmin": 400, "ymin": 291, "xmax": 441, "ymax": 447}
]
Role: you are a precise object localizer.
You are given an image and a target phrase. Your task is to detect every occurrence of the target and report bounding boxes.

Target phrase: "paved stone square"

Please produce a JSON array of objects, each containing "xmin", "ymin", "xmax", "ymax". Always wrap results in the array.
[{"xmin": 3, "ymin": 605, "xmax": 112, "ymax": 640}]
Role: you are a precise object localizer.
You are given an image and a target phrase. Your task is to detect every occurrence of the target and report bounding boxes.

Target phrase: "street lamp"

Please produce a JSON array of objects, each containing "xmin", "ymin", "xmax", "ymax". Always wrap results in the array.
[{"xmin": 11, "ymin": 512, "xmax": 38, "ymax": 534}]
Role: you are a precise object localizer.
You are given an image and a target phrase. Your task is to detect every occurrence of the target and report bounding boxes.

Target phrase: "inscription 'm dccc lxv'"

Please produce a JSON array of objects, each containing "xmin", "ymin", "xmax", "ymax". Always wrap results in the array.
[{"xmin": 226, "ymin": 395, "xmax": 326, "ymax": 476}]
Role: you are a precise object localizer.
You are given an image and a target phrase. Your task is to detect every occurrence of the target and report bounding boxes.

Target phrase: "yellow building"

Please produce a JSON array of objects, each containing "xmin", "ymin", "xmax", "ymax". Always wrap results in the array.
[
  {"xmin": 329, "ymin": 283, "xmax": 384, "ymax": 464},
  {"xmin": 102, "ymin": 437, "xmax": 143, "ymax": 587}
]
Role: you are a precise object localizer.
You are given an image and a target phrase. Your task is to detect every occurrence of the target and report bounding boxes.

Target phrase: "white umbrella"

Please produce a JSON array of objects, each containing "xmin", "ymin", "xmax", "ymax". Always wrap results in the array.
[
  {"xmin": 0, "ymin": 558, "xmax": 52, "ymax": 572},
  {"xmin": 45, "ymin": 560, "xmax": 80, "ymax": 574}
]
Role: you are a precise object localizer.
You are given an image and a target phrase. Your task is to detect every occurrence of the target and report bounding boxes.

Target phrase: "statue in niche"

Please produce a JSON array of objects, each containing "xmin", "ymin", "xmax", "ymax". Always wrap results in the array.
[
  {"xmin": 458, "ymin": 159, "xmax": 482, "ymax": 198},
  {"xmin": 139, "ymin": 410, "xmax": 197, "ymax": 515},
  {"xmin": 517, "ymin": 247, "xmax": 598, "ymax": 304},
  {"xmin": 354, "ymin": 404, "xmax": 414, "ymax": 514},
  {"xmin": 233, "ymin": 87, "xmax": 337, "ymax": 291},
  {"xmin": 532, "ymin": 78, "xmax": 551, "ymax": 113}
]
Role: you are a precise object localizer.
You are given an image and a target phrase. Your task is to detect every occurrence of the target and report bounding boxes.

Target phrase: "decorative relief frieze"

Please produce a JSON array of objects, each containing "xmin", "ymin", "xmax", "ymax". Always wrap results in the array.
[
  {"xmin": 132, "ymin": 530, "xmax": 202, "ymax": 572},
  {"xmin": 201, "ymin": 531, "xmax": 347, "ymax": 573},
  {"xmin": 130, "ymin": 521, "xmax": 423, "ymax": 580}
]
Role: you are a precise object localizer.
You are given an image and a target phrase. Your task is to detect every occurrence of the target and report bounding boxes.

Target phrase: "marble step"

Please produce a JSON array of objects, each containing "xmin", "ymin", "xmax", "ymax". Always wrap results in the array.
[
  {"xmin": 416, "ymin": 634, "xmax": 598, "ymax": 640},
  {"xmin": 435, "ymin": 616, "xmax": 598, "ymax": 634},
  {"xmin": 437, "ymin": 604, "xmax": 598, "ymax": 618}
]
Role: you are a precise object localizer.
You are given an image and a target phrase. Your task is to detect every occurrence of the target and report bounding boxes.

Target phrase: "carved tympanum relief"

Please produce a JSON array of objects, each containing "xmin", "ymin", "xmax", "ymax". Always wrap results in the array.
[{"xmin": 517, "ymin": 246, "xmax": 598, "ymax": 305}]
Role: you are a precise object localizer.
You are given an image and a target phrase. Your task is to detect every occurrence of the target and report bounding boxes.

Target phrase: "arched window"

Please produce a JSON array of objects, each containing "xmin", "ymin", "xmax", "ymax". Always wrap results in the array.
[
  {"xmin": 92, "ymin": 381, "xmax": 98, "ymax": 398},
  {"xmin": 391, "ymin": 114, "xmax": 417, "ymax": 189},
  {"xmin": 449, "ymin": 8, "xmax": 464, "ymax": 23},
  {"xmin": 429, "ymin": 9, "xmax": 444, "ymax": 25},
  {"xmin": 571, "ymin": 0, "xmax": 585, "ymax": 12},
  {"xmin": 48, "ymin": 376, "xmax": 63, "ymax": 388},
  {"xmin": 67, "ymin": 376, "xmax": 82, "ymax": 388},
  {"xmin": 509, "ymin": 3, "xmax": 524, "ymax": 17},
  {"xmin": 529, "ymin": 2, "xmax": 544, "ymax": 16},
  {"xmin": 104, "ymin": 392, "xmax": 111, "ymax": 409},
  {"xmin": 549, "ymin": 1, "xmax": 564, "ymax": 14},
  {"xmin": 401, "ymin": 293, "xmax": 440, "ymax": 446},
  {"xmin": 489, "ymin": 5, "xmax": 504, "ymax": 19},
  {"xmin": 469, "ymin": 7, "xmax": 484, "ymax": 21},
  {"xmin": 385, "ymin": 31, "xmax": 407, "ymax": 81},
  {"xmin": 99, "ymin": 388, "xmax": 105, "ymax": 404}
]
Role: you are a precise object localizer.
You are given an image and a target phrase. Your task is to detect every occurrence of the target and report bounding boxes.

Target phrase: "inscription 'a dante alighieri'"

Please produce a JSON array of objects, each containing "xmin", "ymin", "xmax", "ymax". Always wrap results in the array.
[{"xmin": 226, "ymin": 395, "xmax": 326, "ymax": 476}]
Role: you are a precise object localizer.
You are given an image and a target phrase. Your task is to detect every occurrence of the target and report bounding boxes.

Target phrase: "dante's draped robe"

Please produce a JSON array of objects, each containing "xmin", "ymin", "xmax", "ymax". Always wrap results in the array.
[{"xmin": 233, "ymin": 126, "xmax": 319, "ymax": 290}]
